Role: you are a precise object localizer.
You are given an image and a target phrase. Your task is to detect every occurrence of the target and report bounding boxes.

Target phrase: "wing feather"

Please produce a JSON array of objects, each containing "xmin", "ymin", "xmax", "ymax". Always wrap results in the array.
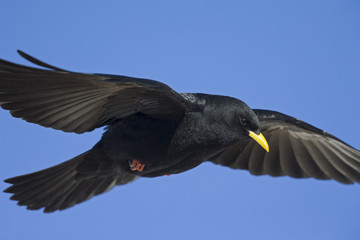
[
  {"xmin": 263, "ymin": 130, "xmax": 282, "ymax": 176},
  {"xmin": 279, "ymin": 131, "xmax": 305, "ymax": 178},
  {"xmin": 288, "ymin": 132, "xmax": 326, "ymax": 179},
  {"xmin": 233, "ymin": 141, "xmax": 254, "ymax": 169},
  {"xmin": 248, "ymin": 143, "xmax": 266, "ymax": 176}
]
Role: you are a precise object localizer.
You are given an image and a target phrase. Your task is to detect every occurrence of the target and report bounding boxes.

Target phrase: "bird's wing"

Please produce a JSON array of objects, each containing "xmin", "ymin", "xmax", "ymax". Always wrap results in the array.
[
  {"xmin": 0, "ymin": 51, "xmax": 189, "ymax": 133},
  {"xmin": 210, "ymin": 109, "xmax": 360, "ymax": 184}
]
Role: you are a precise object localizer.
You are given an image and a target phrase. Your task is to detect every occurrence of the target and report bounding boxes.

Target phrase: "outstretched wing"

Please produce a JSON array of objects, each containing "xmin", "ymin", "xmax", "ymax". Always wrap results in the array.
[
  {"xmin": 0, "ymin": 50, "xmax": 188, "ymax": 133},
  {"xmin": 210, "ymin": 109, "xmax": 360, "ymax": 184}
]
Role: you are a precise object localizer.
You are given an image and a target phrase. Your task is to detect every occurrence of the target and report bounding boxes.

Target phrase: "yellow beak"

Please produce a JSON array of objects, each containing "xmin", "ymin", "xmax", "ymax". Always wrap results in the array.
[{"xmin": 248, "ymin": 131, "xmax": 269, "ymax": 152}]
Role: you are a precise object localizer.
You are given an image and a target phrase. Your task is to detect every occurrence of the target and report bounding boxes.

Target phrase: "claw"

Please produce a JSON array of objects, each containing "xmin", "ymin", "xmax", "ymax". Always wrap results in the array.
[{"xmin": 129, "ymin": 159, "xmax": 145, "ymax": 172}]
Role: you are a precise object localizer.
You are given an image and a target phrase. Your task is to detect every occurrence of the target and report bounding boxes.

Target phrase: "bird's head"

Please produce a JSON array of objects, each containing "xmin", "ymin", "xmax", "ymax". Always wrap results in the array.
[
  {"xmin": 235, "ymin": 103, "xmax": 269, "ymax": 152},
  {"xmin": 205, "ymin": 95, "xmax": 269, "ymax": 152}
]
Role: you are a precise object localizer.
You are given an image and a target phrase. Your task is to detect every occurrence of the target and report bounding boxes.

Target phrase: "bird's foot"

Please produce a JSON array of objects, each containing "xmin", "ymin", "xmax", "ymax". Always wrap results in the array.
[{"xmin": 129, "ymin": 159, "xmax": 145, "ymax": 172}]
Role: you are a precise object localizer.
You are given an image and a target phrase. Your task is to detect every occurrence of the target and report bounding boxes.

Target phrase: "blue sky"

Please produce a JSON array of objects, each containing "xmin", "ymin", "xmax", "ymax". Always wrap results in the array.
[{"xmin": 1, "ymin": 1, "xmax": 360, "ymax": 239}]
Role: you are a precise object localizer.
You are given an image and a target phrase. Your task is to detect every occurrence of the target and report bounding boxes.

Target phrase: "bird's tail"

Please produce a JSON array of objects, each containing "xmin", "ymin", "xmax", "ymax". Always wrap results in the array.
[{"xmin": 4, "ymin": 151, "xmax": 137, "ymax": 213}]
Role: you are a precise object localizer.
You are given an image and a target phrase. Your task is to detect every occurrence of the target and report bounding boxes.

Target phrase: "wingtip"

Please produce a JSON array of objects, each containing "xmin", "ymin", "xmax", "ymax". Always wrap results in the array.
[
  {"xmin": 4, "ymin": 177, "xmax": 13, "ymax": 184},
  {"xmin": 16, "ymin": 49, "xmax": 32, "ymax": 63},
  {"xmin": 17, "ymin": 49, "xmax": 26, "ymax": 58},
  {"xmin": 3, "ymin": 186, "xmax": 13, "ymax": 193},
  {"xmin": 15, "ymin": 49, "xmax": 69, "ymax": 72}
]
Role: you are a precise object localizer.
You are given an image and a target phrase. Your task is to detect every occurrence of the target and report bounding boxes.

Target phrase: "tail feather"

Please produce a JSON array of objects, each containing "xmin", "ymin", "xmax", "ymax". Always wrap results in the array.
[
  {"xmin": 18, "ymin": 171, "xmax": 77, "ymax": 210},
  {"xmin": 4, "ymin": 158, "xmax": 74, "ymax": 185},
  {"xmin": 5, "ymin": 165, "xmax": 72, "ymax": 195},
  {"xmin": 4, "ymin": 151, "xmax": 138, "ymax": 213}
]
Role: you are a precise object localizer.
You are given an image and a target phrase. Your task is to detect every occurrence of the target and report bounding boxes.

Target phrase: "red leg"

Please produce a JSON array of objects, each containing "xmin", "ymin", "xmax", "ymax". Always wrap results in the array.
[
  {"xmin": 129, "ymin": 160, "xmax": 138, "ymax": 170},
  {"xmin": 136, "ymin": 163, "xmax": 145, "ymax": 172},
  {"xmin": 129, "ymin": 159, "xmax": 145, "ymax": 172}
]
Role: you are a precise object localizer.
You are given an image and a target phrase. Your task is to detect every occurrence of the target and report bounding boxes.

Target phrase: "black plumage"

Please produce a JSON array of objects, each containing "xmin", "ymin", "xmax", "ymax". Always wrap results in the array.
[{"xmin": 1, "ymin": 50, "xmax": 360, "ymax": 212}]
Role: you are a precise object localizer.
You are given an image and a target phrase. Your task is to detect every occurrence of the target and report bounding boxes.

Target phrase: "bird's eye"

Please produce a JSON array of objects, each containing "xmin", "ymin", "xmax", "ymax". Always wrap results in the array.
[{"xmin": 240, "ymin": 118, "xmax": 248, "ymax": 126}]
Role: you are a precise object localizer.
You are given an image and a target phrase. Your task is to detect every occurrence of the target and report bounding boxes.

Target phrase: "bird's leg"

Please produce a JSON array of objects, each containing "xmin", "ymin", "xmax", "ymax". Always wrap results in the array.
[{"xmin": 129, "ymin": 159, "xmax": 145, "ymax": 172}]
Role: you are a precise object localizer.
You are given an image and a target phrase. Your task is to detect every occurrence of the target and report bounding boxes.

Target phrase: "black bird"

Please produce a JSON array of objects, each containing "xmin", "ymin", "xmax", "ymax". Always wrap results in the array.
[{"xmin": 1, "ymin": 51, "xmax": 360, "ymax": 213}]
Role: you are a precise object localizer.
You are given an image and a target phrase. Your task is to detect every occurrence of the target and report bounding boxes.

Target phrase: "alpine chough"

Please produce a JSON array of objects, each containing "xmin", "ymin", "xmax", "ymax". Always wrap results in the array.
[{"xmin": 1, "ymin": 50, "xmax": 360, "ymax": 212}]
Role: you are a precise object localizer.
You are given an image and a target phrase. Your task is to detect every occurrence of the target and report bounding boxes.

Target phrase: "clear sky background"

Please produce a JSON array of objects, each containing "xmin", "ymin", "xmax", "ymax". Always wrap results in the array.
[{"xmin": 0, "ymin": 1, "xmax": 359, "ymax": 239}]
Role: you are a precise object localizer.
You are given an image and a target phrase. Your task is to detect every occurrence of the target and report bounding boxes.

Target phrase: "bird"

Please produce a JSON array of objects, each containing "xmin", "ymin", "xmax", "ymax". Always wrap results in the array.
[{"xmin": 1, "ymin": 50, "xmax": 360, "ymax": 213}]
